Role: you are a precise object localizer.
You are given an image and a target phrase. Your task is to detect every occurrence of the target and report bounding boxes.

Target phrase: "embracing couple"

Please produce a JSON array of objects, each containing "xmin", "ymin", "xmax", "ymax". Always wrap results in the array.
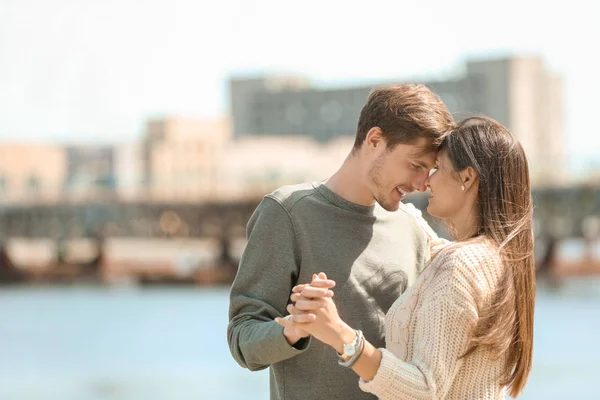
[{"xmin": 227, "ymin": 84, "xmax": 535, "ymax": 399}]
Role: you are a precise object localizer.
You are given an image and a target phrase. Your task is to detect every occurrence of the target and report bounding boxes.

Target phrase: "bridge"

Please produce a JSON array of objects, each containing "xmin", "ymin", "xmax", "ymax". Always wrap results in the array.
[
  {"xmin": 0, "ymin": 197, "xmax": 260, "ymax": 240},
  {"xmin": 0, "ymin": 184, "xmax": 598, "ymax": 240}
]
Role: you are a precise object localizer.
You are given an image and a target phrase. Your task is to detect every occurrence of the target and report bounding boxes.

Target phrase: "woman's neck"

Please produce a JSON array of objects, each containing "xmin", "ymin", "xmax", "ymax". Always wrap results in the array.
[{"xmin": 451, "ymin": 207, "xmax": 480, "ymax": 241}]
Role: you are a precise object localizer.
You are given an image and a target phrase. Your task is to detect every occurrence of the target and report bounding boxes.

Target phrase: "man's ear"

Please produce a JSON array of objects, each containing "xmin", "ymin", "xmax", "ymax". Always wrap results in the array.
[{"xmin": 364, "ymin": 127, "xmax": 385, "ymax": 151}]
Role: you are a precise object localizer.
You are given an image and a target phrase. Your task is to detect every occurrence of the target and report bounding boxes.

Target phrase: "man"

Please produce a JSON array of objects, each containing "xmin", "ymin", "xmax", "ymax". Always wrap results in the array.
[{"xmin": 227, "ymin": 84, "xmax": 455, "ymax": 400}]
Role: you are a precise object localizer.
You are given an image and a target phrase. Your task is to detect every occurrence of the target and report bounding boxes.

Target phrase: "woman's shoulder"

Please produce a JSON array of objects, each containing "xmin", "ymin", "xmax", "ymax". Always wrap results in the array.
[
  {"xmin": 427, "ymin": 237, "xmax": 504, "ymax": 301},
  {"xmin": 436, "ymin": 237, "xmax": 500, "ymax": 268}
]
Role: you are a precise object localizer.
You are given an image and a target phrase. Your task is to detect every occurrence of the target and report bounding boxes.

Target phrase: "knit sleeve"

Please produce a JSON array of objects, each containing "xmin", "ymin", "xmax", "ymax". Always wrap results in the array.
[{"xmin": 359, "ymin": 253, "xmax": 479, "ymax": 400}]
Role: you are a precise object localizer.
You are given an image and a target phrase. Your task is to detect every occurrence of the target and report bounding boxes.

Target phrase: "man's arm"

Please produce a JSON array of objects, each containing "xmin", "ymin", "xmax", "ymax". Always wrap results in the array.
[{"xmin": 227, "ymin": 196, "xmax": 308, "ymax": 371}]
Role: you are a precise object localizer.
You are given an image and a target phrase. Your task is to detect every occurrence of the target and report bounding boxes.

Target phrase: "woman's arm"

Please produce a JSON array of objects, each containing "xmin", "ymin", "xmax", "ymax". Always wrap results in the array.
[
  {"xmin": 279, "ymin": 264, "xmax": 479, "ymax": 400},
  {"xmin": 357, "ymin": 292, "xmax": 476, "ymax": 399}
]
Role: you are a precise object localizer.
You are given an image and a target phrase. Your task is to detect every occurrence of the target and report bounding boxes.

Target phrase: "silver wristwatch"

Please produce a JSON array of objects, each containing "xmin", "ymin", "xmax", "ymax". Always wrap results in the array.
[
  {"xmin": 343, "ymin": 331, "xmax": 360, "ymax": 357},
  {"xmin": 337, "ymin": 329, "xmax": 364, "ymax": 367}
]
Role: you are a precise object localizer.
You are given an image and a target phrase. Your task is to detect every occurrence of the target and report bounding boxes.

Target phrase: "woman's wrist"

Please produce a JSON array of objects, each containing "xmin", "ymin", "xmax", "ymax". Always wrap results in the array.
[{"xmin": 332, "ymin": 322, "xmax": 357, "ymax": 354}]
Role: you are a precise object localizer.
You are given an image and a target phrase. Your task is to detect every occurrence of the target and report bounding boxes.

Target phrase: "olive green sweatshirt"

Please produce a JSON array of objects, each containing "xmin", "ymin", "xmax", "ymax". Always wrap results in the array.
[{"xmin": 227, "ymin": 181, "xmax": 430, "ymax": 400}]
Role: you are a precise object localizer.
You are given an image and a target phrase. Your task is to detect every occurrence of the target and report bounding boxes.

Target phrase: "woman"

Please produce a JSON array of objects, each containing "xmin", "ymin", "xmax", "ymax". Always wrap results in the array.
[{"xmin": 276, "ymin": 116, "xmax": 535, "ymax": 399}]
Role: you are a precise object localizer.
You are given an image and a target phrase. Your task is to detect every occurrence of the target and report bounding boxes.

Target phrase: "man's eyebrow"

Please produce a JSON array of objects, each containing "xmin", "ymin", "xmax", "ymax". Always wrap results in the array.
[{"xmin": 412, "ymin": 159, "xmax": 432, "ymax": 169}]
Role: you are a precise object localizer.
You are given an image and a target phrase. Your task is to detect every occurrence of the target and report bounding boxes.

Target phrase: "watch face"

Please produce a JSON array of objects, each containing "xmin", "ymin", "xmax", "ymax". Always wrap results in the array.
[{"xmin": 344, "ymin": 344, "xmax": 356, "ymax": 356}]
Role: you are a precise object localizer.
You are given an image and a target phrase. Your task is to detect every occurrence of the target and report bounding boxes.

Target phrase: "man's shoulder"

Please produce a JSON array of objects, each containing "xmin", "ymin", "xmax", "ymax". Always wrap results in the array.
[
  {"xmin": 264, "ymin": 182, "xmax": 319, "ymax": 212},
  {"xmin": 373, "ymin": 201, "xmax": 425, "ymax": 225}
]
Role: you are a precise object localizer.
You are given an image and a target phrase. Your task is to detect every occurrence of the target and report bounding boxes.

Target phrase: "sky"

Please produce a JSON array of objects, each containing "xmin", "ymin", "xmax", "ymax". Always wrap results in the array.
[{"xmin": 0, "ymin": 0, "xmax": 598, "ymax": 172}]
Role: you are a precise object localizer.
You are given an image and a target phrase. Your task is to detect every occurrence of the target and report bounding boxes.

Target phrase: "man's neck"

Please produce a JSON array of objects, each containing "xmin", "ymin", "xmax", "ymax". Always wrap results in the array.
[{"xmin": 324, "ymin": 154, "xmax": 375, "ymax": 207}]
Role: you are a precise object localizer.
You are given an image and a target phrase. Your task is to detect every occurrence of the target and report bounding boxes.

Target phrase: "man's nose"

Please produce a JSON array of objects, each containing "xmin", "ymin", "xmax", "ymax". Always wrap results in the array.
[{"xmin": 413, "ymin": 172, "xmax": 429, "ymax": 192}]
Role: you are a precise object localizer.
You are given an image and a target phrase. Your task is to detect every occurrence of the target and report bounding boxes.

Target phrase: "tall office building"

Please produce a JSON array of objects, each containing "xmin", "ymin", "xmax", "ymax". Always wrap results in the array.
[{"xmin": 141, "ymin": 117, "xmax": 231, "ymax": 200}]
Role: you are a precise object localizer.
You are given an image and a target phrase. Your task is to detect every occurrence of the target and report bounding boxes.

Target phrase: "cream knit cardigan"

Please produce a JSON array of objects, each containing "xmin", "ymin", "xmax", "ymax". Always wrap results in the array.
[{"xmin": 359, "ymin": 205, "xmax": 511, "ymax": 399}]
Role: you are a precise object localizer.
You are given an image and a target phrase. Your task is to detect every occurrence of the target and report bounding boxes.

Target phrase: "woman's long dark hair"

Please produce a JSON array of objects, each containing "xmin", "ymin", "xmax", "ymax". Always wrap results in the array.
[{"xmin": 442, "ymin": 116, "xmax": 535, "ymax": 397}]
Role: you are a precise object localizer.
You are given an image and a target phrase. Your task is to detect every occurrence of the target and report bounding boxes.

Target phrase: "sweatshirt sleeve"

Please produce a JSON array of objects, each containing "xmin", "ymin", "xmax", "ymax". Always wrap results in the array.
[{"xmin": 227, "ymin": 196, "xmax": 309, "ymax": 371}]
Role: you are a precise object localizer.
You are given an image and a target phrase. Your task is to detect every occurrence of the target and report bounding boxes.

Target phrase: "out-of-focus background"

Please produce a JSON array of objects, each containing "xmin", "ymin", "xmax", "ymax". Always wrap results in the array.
[{"xmin": 1, "ymin": 1, "xmax": 599, "ymax": 399}]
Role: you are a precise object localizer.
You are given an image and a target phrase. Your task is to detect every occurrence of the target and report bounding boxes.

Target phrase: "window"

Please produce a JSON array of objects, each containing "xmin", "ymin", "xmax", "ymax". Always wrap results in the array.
[{"xmin": 26, "ymin": 175, "xmax": 40, "ymax": 194}]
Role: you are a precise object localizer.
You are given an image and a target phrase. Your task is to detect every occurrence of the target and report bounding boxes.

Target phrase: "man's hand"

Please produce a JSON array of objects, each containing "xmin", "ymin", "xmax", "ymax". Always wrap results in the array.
[{"xmin": 282, "ymin": 316, "xmax": 310, "ymax": 346}]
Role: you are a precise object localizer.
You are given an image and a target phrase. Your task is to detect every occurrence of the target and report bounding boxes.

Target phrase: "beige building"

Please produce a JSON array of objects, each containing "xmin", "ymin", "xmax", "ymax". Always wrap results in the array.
[
  {"xmin": 143, "ymin": 117, "xmax": 231, "ymax": 200},
  {"xmin": 115, "ymin": 142, "xmax": 144, "ymax": 200},
  {"xmin": 142, "ymin": 116, "xmax": 355, "ymax": 201},
  {"xmin": 218, "ymin": 136, "xmax": 353, "ymax": 199},
  {"xmin": 230, "ymin": 56, "xmax": 565, "ymax": 187},
  {"xmin": 0, "ymin": 143, "xmax": 67, "ymax": 203}
]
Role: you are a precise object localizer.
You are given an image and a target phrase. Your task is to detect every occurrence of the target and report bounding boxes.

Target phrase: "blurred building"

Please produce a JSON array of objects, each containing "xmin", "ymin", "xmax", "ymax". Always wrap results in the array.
[
  {"xmin": 114, "ymin": 143, "xmax": 144, "ymax": 199},
  {"xmin": 142, "ymin": 117, "xmax": 231, "ymax": 200},
  {"xmin": 141, "ymin": 116, "xmax": 354, "ymax": 200},
  {"xmin": 64, "ymin": 145, "xmax": 116, "ymax": 196},
  {"xmin": 229, "ymin": 75, "xmax": 311, "ymax": 137},
  {"xmin": 218, "ymin": 136, "xmax": 354, "ymax": 198},
  {"xmin": 0, "ymin": 143, "xmax": 66, "ymax": 203},
  {"xmin": 230, "ymin": 56, "xmax": 564, "ymax": 187}
]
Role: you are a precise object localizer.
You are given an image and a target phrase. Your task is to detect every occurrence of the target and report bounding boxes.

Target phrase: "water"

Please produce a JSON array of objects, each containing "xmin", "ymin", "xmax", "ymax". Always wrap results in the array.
[{"xmin": 1, "ymin": 281, "xmax": 599, "ymax": 400}]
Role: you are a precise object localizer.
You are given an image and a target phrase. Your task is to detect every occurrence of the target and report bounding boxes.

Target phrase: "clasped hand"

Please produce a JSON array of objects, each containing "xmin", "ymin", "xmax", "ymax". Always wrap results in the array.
[{"xmin": 276, "ymin": 273, "xmax": 353, "ymax": 352}]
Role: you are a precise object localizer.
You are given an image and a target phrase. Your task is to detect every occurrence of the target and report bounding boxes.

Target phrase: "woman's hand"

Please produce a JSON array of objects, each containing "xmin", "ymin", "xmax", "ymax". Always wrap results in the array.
[
  {"xmin": 280, "ymin": 273, "xmax": 335, "ymax": 346},
  {"xmin": 279, "ymin": 274, "xmax": 384, "ymax": 384},
  {"xmin": 276, "ymin": 273, "xmax": 355, "ymax": 353}
]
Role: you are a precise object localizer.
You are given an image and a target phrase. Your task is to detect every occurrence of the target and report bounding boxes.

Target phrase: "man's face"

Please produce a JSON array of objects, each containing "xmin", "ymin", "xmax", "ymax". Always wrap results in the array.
[{"xmin": 367, "ymin": 137, "xmax": 437, "ymax": 212}]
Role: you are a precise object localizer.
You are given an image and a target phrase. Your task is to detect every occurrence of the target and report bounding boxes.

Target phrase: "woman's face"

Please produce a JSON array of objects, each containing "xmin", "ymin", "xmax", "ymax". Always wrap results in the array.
[{"xmin": 425, "ymin": 150, "xmax": 467, "ymax": 220}]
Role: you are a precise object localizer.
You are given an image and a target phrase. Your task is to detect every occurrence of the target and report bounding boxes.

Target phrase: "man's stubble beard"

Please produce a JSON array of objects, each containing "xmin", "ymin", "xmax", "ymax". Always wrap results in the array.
[{"xmin": 368, "ymin": 155, "xmax": 396, "ymax": 212}]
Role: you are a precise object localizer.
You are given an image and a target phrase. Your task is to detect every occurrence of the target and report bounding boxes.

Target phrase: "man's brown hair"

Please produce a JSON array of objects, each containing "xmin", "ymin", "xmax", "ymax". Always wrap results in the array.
[{"xmin": 353, "ymin": 84, "xmax": 455, "ymax": 153}]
